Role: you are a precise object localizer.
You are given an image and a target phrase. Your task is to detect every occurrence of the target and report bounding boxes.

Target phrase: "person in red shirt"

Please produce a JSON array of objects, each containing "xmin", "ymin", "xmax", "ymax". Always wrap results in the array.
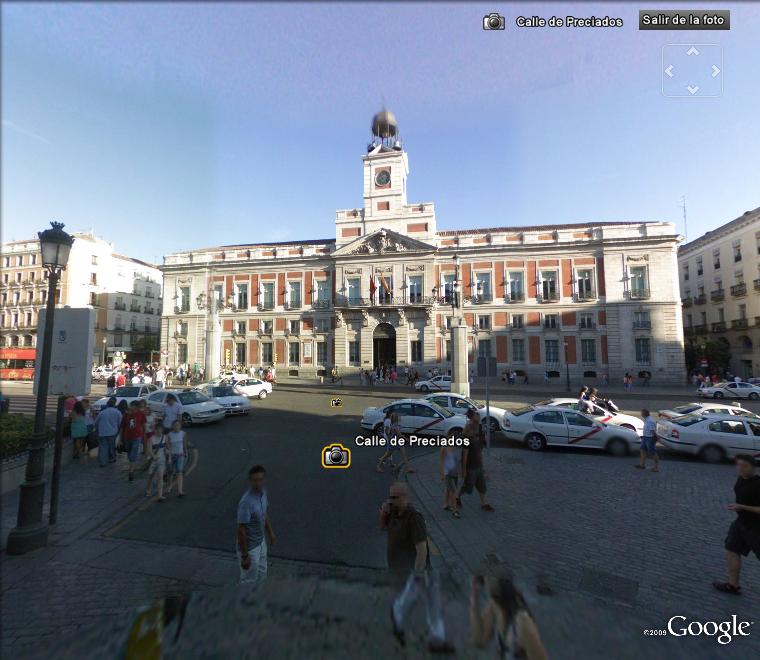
[
  {"xmin": 116, "ymin": 371, "xmax": 126, "ymax": 388},
  {"xmin": 121, "ymin": 400, "xmax": 147, "ymax": 482}
]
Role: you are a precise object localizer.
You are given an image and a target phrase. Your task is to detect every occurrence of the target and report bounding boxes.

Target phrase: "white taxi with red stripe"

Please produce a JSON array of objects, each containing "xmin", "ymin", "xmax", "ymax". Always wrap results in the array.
[
  {"xmin": 361, "ymin": 398, "xmax": 467, "ymax": 438},
  {"xmin": 502, "ymin": 405, "xmax": 640, "ymax": 456},
  {"xmin": 537, "ymin": 398, "xmax": 644, "ymax": 437}
]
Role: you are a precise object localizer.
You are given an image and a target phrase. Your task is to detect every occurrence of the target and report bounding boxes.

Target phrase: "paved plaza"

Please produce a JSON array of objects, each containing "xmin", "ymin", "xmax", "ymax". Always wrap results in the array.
[{"xmin": 2, "ymin": 381, "xmax": 760, "ymax": 658}]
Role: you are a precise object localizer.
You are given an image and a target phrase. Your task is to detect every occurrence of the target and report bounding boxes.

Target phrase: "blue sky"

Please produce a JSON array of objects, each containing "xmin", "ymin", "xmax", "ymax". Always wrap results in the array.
[{"xmin": 3, "ymin": 2, "xmax": 759, "ymax": 263}]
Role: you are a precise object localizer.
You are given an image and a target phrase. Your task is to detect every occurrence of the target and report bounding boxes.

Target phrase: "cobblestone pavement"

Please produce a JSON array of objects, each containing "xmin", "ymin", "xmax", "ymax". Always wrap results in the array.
[{"xmin": 408, "ymin": 444, "xmax": 760, "ymax": 659}]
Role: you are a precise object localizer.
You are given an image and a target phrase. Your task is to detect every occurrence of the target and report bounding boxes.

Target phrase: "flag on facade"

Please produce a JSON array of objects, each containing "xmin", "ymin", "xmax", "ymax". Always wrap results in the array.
[
  {"xmin": 380, "ymin": 274, "xmax": 391, "ymax": 295},
  {"xmin": 284, "ymin": 282, "xmax": 291, "ymax": 307},
  {"xmin": 369, "ymin": 274, "xmax": 376, "ymax": 301}
]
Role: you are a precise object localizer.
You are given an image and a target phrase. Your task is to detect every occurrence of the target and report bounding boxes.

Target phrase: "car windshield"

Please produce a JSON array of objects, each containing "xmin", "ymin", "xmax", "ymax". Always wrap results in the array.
[
  {"xmin": 534, "ymin": 399, "xmax": 553, "ymax": 406},
  {"xmin": 672, "ymin": 404, "xmax": 702, "ymax": 415},
  {"xmin": 712, "ymin": 382, "xmax": 728, "ymax": 388},
  {"xmin": 512, "ymin": 406, "xmax": 535, "ymax": 416},
  {"xmin": 427, "ymin": 401, "xmax": 454, "ymax": 418},
  {"xmin": 178, "ymin": 391, "xmax": 210, "ymax": 405},
  {"xmin": 114, "ymin": 386, "xmax": 140, "ymax": 397},
  {"xmin": 212, "ymin": 386, "xmax": 237, "ymax": 397},
  {"xmin": 674, "ymin": 415, "xmax": 707, "ymax": 427},
  {"xmin": 462, "ymin": 397, "xmax": 481, "ymax": 408}
]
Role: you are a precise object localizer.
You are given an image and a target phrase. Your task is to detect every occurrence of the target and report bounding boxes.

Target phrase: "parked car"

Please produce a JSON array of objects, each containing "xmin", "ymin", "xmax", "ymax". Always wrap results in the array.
[
  {"xmin": 697, "ymin": 381, "xmax": 760, "ymax": 400},
  {"xmin": 361, "ymin": 398, "xmax": 466, "ymax": 438},
  {"xmin": 658, "ymin": 402, "xmax": 760, "ymax": 421},
  {"xmin": 424, "ymin": 392, "xmax": 507, "ymax": 434},
  {"xmin": 656, "ymin": 413, "xmax": 760, "ymax": 463},
  {"xmin": 501, "ymin": 405, "xmax": 640, "ymax": 456},
  {"xmin": 196, "ymin": 384, "xmax": 253, "ymax": 415},
  {"xmin": 233, "ymin": 378, "xmax": 273, "ymax": 399},
  {"xmin": 92, "ymin": 384, "xmax": 158, "ymax": 412},
  {"xmin": 537, "ymin": 398, "xmax": 644, "ymax": 436},
  {"xmin": 146, "ymin": 389, "xmax": 225, "ymax": 425},
  {"xmin": 413, "ymin": 375, "xmax": 452, "ymax": 393}
]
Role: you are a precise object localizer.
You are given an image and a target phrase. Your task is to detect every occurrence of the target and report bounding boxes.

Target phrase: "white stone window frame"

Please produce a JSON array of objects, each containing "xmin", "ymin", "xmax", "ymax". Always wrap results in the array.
[
  {"xmin": 285, "ymin": 280, "xmax": 302, "ymax": 308},
  {"xmin": 574, "ymin": 266, "xmax": 596, "ymax": 298},
  {"xmin": 538, "ymin": 269, "xmax": 559, "ymax": 299},
  {"xmin": 476, "ymin": 313, "xmax": 492, "ymax": 331},
  {"xmin": 511, "ymin": 337, "xmax": 526, "ymax": 363},
  {"xmin": 313, "ymin": 278, "xmax": 330, "ymax": 302},
  {"xmin": 471, "ymin": 269, "xmax": 493, "ymax": 300},
  {"xmin": 580, "ymin": 338, "xmax": 597, "ymax": 364}
]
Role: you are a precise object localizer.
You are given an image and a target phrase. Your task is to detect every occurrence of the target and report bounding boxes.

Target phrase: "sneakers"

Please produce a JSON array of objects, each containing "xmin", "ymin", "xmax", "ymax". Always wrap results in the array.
[{"xmin": 712, "ymin": 581, "xmax": 741, "ymax": 595}]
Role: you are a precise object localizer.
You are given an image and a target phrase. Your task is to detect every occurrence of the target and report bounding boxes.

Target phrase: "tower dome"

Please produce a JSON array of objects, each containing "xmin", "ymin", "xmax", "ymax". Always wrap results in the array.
[{"xmin": 371, "ymin": 109, "xmax": 398, "ymax": 139}]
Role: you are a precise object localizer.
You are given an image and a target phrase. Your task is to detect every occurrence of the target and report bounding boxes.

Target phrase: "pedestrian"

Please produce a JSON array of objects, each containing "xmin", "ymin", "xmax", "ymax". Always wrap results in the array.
[
  {"xmin": 635, "ymin": 409, "xmax": 659, "ymax": 472},
  {"xmin": 523, "ymin": 373, "xmax": 529, "ymax": 385},
  {"xmin": 469, "ymin": 370, "xmax": 474, "ymax": 387},
  {"xmin": 121, "ymin": 400, "xmax": 147, "ymax": 482},
  {"xmin": 144, "ymin": 414, "xmax": 169, "ymax": 501},
  {"xmin": 380, "ymin": 482, "xmax": 454, "ymax": 653},
  {"xmin": 376, "ymin": 412, "xmax": 412, "ymax": 473},
  {"xmin": 602, "ymin": 373, "xmax": 609, "ymax": 386},
  {"xmin": 106, "ymin": 373, "xmax": 116, "ymax": 396},
  {"xmin": 236, "ymin": 465, "xmax": 276, "ymax": 587},
  {"xmin": 440, "ymin": 444, "xmax": 461, "ymax": 518},
  {"xmin": 577, "ymin": 387, "xmax": 591, "ymax": 413},
  {"xmin": 712, "ymin": 455, "xmax": 760, "ymax": 595},
  {"xmin": 156, "ymin": 366, "xmax": 166, "ymax": 389},
  {"xmin": 459, "ymin": 410, "xmax": 495, "ymax": 512},
  {"xmin": 116, "ymin": 371, "xmax": 126, "ymax": 387},
  {"xmin": 166, "ymin": 419, "xmax": 188, "ymax": 497},
  {"xmin": 470, "ymin": 573, "xmax": 548, "ymax": 659},
  {"xmin": 161, "ymin": 393, "xmax": 183, "ymax": 438},
  {"xmin": 94, "ymin": 397, "xmax": 122, "ymax": 467},
  {"xmin": 70, "ymin": 401, "xmax": 88, "ymax": 459}
]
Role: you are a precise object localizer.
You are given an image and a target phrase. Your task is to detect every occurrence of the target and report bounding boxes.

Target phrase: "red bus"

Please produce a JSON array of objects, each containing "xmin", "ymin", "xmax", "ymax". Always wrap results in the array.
[{"xmin": 0, "ymin": 347, "xmax": 36, "ymax": 381}]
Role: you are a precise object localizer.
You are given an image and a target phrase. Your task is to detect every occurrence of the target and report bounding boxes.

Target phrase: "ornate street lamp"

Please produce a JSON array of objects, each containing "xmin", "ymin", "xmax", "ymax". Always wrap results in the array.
[{"xmin": 7, "ymin": 222, "xmax": 74, "ymax": 555}]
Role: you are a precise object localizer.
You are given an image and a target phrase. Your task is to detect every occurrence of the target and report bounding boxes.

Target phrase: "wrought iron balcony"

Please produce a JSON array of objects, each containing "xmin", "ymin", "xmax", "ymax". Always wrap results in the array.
[
  {"xmin": 507, "ymin": 292, "xmax": 525, "ymax": 303},
  {"xmin": 334, "ymin": 295, "xmax": 435, "ymax": 308},
  {"xmin": 467, "ymin": 294, "xmax": 493, "ymax": 304},
  {"xmin": 312, "ymin": 300, "xmax": 332, "ymax": 310},
  {"xmin": 731, "ymin": 318, "xmax": 749, "ymax": 330},
  {"xmin": 537, "ymin": 292, "xmax": 560, "ymax": 303},
  {"xmin": 258, "ymin": 301, "xmax": 275, "ymax": 311},
  {"xmin": 575, "ymin": 291, "xmax": 596, "ymax": 302},
  {"xmin": 174, "ymin": 305, "xmax": 190, "ymax": 314},
  {"xmin": 710, "ymin": 289, "xmax": 725, "ymax": 302},
  {"xmin": 693, "ymin": 294, "xmax": 707, "ymax": 305},
  {"xmin": 684, "ymin": 326, "xmax": 696, "ymax": 337},
  {"xmin": 711, "ymin": 321, "xmax": 727, "ymax": 333},
  {"xmin": 579, "ymin": 321, "xmax": 596, "ymax": 330},
  {"xmin": 628, "ymin": 288, "xmax": 650, "ymax": 300},
  {"xmin": 730, "ymin": 283, "xmax": 747, "ymax": 297},
  {"xmin": 633, "ymin": 320, "xmax": 652, "ymax": 330},
  {"xmin": 114, "ymin": 302, "xmax": 127, "ymax": 311},
  {"xmin": 284, "ymin": 301, "xmax": 302, "ymax": 310},
  {"xmin": 681, "ymin": 297, "xmax": 693, "ymax": 308},
  {"xmin": 694, "ymin": 324, "xmax": 708, "ymax": 335},
  {"xmin": 258, "ymin": 327, "xmax": 273, "ymax": 336}
]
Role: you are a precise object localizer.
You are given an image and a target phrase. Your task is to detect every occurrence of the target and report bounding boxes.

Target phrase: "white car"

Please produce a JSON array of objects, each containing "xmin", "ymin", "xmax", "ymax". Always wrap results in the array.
[
  {"xmin": 697, "ymin": 381, "xmax": 760, "ymax": 400},
  {"xmin": 656, "ymin": 413, "xmax": 760, "ymax": 463},
  {"xmin": 233, "ymin": 378, "xmax": 273, "ymax": 400},
  {"xmin": 414, "ymin": 375, "xmax": 452, "ymax": 393},
  {"xmin": 424, "ymin": 393, "xmax": 507, "ymax": 435},
  {"xmin": 146, "ymin": 389, "xmax": 225, "ymax": 425},
  {"xmin": 361, "ymin": 398, "xmax": 467, "ymax": 438},
  {"xmin": 538, "ymin": 398, "xmax": 644, "ymax": 436},
  {"xmin": 502, "ymin": 405, "xmax": 640, "ymax": 456},
  {"xmin": 658, "ymin": 402, "xmax": 760, "ymax": 421},
  {"xmin": 93, "ymin": 384, "xmax": 158, "ymax": 412},
  {"xmin": 196, "ymin": 384, "xmax": 252, "ymax": 415}
]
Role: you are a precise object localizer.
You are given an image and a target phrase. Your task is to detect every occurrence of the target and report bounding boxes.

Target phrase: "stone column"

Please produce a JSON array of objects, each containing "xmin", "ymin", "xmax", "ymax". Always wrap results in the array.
[{"xmin": 450, "ymin": 321, "xmax": 470, "ymax": 396}]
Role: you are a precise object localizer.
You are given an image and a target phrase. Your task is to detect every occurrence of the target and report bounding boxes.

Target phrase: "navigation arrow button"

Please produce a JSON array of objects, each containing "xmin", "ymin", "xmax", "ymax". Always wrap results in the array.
[
  {"xmin": 712, "ymin": 65, "xmax": 721, "ymax": 78},
  {"xmin": 665, "ymin": 65, "xmax": 674, "ymax": 78},
  {"xmin": 686, "ymin": 46, "xmax": 700, "ymax": 56},
  {"xmin": 687, "ymin": 85, "xmax": 699, "ymax": 95}
]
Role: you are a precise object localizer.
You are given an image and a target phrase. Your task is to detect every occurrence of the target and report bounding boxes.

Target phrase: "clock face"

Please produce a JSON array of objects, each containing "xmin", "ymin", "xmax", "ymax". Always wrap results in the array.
[{"xmin": 375, "ymin": 170, "xmax": 391, "ymax": 186}]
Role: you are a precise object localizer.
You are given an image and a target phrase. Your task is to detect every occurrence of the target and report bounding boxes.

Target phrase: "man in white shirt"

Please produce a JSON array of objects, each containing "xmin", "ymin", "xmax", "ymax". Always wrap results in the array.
[
  {"xmin": 636, "ymin": 409, "xmax": 659, "ymax": 472},
  {"xmin": 95, "ymin": 397, "xmax": 122, "ymax": 467}
]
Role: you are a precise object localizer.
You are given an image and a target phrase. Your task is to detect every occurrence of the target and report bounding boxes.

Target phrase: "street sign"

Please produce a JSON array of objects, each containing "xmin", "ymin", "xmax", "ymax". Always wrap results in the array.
[{"xmin": 34, "ymin": 308, "xmax": 94, "ymax": 395}]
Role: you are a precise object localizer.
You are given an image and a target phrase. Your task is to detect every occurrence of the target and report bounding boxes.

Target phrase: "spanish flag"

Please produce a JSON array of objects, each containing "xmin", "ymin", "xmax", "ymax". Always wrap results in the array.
[{"xmin": 379, "ymin": 275, "xmax": 391, "ymax": 294}]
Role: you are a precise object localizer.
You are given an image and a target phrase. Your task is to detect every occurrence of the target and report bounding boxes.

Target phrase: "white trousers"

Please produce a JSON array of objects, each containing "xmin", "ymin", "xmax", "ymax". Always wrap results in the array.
[
  {"xmin": 392, "ymin": 569, "xmax": 445, "ymax": 643},
  {"xmin": 237, "ymin": 541, "xmax": 268, "ymax": 588}
]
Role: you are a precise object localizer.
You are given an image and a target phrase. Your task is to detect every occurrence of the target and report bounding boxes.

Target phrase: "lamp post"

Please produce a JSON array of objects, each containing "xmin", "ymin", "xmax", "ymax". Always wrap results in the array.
[
  {"xmin": 101, "ymin": 337, "xmax": 107, "ymax": 365},
  {"xmin": 450, "ymin": 253, "xmax": 469, "ymax": 396},
  {"xmin": 6, "ymin": 222, "xmax": 74, "ymax": 555},
  {"xmin": 563, "ymin": 340, "xmax": 571, "ymax": 393}
]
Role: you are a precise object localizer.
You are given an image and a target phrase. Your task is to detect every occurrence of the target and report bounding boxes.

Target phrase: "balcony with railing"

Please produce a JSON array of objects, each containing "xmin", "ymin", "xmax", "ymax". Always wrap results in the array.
[
  {"xmin": 130, "ymin": 306, "xmax": 142, "ymax": 313},
  {"xmin": 628, "ymin": 288, "xmax": 650, "ymax": 300},
  {"xmin": 730, "ymin": 283, "xmax": 747, "ymax": 297},
  {"xmin": 174, "ymin": 305, "xmax": 190, "ymax": 314},
  {"xmin": 731, "ymin": 318, "xmax": 749, "ymax": 330},
  {"xmin": 633, "ymin": 320, "xmax": 652, "ymax": 330},
  {"xmin": 711, "ymin": 321, "xmax": 727, "ymax": 333},
  {"xmin": 258, "ymin": 300, "xmax": 275, "ymax": 311},
  {"xmin": 575, "ymin": 290, "xmax": 597, "ymax": 302},
  {"xmin": 114, "ymin": 302, "xmax": 127, "ymax": 311},
  {"xmin": 468, "ymin": 293, "xmax": 494, "ymax": 305},
  {"xmin": 694, "ymin": 324, "xmax": 708, "ymax": 335},
  {"xmin": 693, "ymin": 294, "xmax": 707, "ymax": 305},
  {"xmin": 507, "ymin": 291, "xmax": 525, "ymax": 303},
  {"xmin": 579, "ymin": 320, "xmax": 596, "ymax": 330},
  {"xmin": 681, "ymin": 297, "xmax": 693, "ymax": 308},
  {"xmin": 284, "ymin": 300, "xmax": 302, "ymax": 310},
  {"xmin": 312, "ymin": 299, "xmax": 332, "ymax": 310},
  {"xmin": 334, "ymin": 295, "xmax": 435, "ymax": 308},
  {"xmin": 258, "ymin": 325, "xmax": 273, "ymax": 336},
  {"xmin": 684, "ymin": 326, "xmax": 696, "ymax": 337},
  {"xmin": 710, "ymin": 289, "xmax": 725, "ymax": 302},
  {"xmin": 536, "ymin": 291, "xmax": 560, "ymax": 304}
]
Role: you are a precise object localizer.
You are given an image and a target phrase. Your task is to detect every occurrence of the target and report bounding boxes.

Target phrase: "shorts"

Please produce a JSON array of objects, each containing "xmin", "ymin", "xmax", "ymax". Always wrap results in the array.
[
  {"xmin": 640, "ymin": 436, "xmax": 657, "ymax": 457},
  {"xmin": 171, "ymin": 453, "xmax": 186, "ymax": 474},
  {"xmin": 126, "ymin": 439, "xmax": 142, "ymax": 463},
  {"xmin": 148, "ymin": 449, "xmax": 167, "ymax": 474},
  {"xmin": 460, "ymin": 466, "xmax": 486, "ymax": 495},
  {"xmin": 444, "ymin": 475, "xmax": 459, "ymax": 493},
  {"xmin": 725, "ymin": 520, "xmax": 760, "ymax": 559}
]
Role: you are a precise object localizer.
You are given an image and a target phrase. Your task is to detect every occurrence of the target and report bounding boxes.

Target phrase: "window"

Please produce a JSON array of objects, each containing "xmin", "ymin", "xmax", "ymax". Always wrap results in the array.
[
  {"xmin": 289, "ymin": 319, "xmax": 299, "ymax": 334},
  {"xmin": 236, "ymin": 320, "xmax": 246, "ymax": 335},
  {"xmin": 236, "ymin": 283, "xmax": 248, "ymax": 309},
  {"xmin": 3, "ymin": 257, "xmax": 8, "ymax": 268},
  {"xmin": 90, "ymin": 273, "xmax": 97, "ymax": 285},
  {"xmin": 686, "ymin": 313, "xmax": 693, "ymax": 327},
  {"xmin": 543, "ymin": 314, "xmax": 558, "ymax": 329},
  {"xmin": 91, "ymin": 255, "xmax": 98, "ymax": 265},
  {"xmin": 347, "ymin": 278, "xmax": 361, "ymax": 304},
  {"xmin": 533, "ymin": 410, "xmax": 564, "ymax": 425},
  {"xmin": 713, "ymin": 249, "xmax": 721, "ymax": 269},
  {"xmin": 445, "ymin": 340, "xmax": 451, "ymax": 362},
  {"xmin": 739, "ymin": 304, "xmax": 747, "ymax": 320},
  {"xmin": 682, "ymin": 263, "xmax": 689, "ymax": 281},
  {"xmin": 629, "ymin": 266, "xmax": 648, "ymax": 297},
  {"xmin": 474, "ymin": 272, "xmax": 492, "ymax": 300},
  {"xmin": 262, "ymin": 342, "xmax": 273, "ymax": 364},
  {"xmin": 177, "ymin": 343, "xmax": 188, "ymax": 363},
  {"xmin": 15, "ymin": 272, "xmax": 22, "ymax": 283},
  {"xmin": 288, "ymin": 342, "xmax": 300, "ymax": 364},
  {"xmin": 130, "ymin": 317, "xmax": 137, "ymax": 331},
  {"xmin": 581, "ymin": 339, "xmax": 596, "ymax": 363},
  {"xmin": 25, "ymin": 312, "xmax": 32, "ymax": 326},
  {"xmin": 16, "ymin": 256, "xmax": 23, "ymax": 266},
  {"xmin": 176, "ymin": 320, "xmax": 188, "ymax": 336},
  {"xmin": 733, "ymin": 243, "xmax": 742, "ymax": 263},
  {"xmin": 315, "ymin": 279, "xmax": 330, "ymax": 303},
  {"xmin": 579, "ymin": 312, "xmax": 595, "ymax": 329},
  {"xmin": 317, "ymin": 341, "xmax": 327, "ymax": 364},
  {"xmin": 378, "ymin": 275, "xmax": 393, "ymax": 304},
  {"xmin": 315, "ymin": 318, "xmax": 330, "ymax": 333},
  {"xmin": 179, "ymin": 287, "xmax": 190, "ymax": 312},
  {"xmin": 445, "ymin": 316, "xmax": 453, "ymax": 329},
  {"xmin": 478, "ymin": 339, "xmax": 492, "ymax": 357},
  {"xmin": 576, "ymin": 269, "xmax": 594, "ymax": 298},
  {"xmin": 26, "ymin": 291, "xmax": 33, "ymax": 304},
  {"xmin": 2, "ymin": 273, "xmax": 7, "ymax": 284},
  {"xmin": 635, "ymin": 337, "xmax": 651, "ymax": 364},
  {"xmin": 443, "ymin": 274, "xmax": 456, "ymax": 303},
  {"xmin": 540, "ymin": 271, "xmax": 558, "ymax": 300},
  {"xmin": 544, "ymin": 339, "xmax": 559, "ymax": 363},
  {"xmin": 508, "ymin": 272, "xmax": 524, "ymax": 301},
  {"xmin": 262, "ymin": 281, "xmax": 275, "ymax": 308},
  {"xmin": 261, "ymin": 319, "xmax": 273, "ymax": 334},
  {"xmin": 349, "ymin": 340, "xmax": 360, "ymax": 363},
  {"xmin": 708, "ymin": 420, "xmax": 747, "ymax": 435},
  {"xmin": 114, "ymin": 333, "xmax": 123, "ymax": 347},
  {"xmin": 411, "ymin": 340, "xmax": 423, "ymax": 362},
  {"xmin": 287, "ymin": 281, "xmax": 301, "ymax": 308},
  {"xmin": 696, "ymin": 256, "xmax": 703, "ymax": 276},
  {"xmin": 29, "ymin": 271, "xmax": 35, "ymax": 281},
  {"xmin": 511, "ymin": 314, "xmax": 524, "ymax": 330},
  {"xmin": 213, "ymin": 284, "xmax": 224, "ymax": 302},
  {"xmin": 633, "ymin": 310, "xmax": 651, "ymax": 329},
  {"xmin": 477, "ymin": 315, "xmax": 491, "ymax": 330},
  {"xmin": 235, "ymin": 343, "xmax": 246, "ymax": 365},
  {"xmin": 564, "ymin": 411, "xmax": 594, "ymax": 427},
  {"xmin": 408, "ymin": 275, "xmax": 423, "ymax": 303},
  {"xmin": 717, "ymin": 308, "xmax": 725, "ymax": 322},
  {"xmin": 512, "ymin": 338, "xmax": 525, "ymax": 361},
  {"xmin": 13, "ymin": 292, "xmax": 20, "ymax": 305}
]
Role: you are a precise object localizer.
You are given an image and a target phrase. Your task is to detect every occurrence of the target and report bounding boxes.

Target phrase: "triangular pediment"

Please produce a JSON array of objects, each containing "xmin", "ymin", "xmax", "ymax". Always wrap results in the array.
[{"xmin": 333, "ymin": 228, "xmax": 436, "ymax": 257}]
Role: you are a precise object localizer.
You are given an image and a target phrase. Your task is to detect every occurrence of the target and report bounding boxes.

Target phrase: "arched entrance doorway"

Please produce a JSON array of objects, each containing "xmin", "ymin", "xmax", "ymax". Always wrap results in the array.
[{"xmin": 373, "ymin": 322, "xmax": 396, "ymax": 369}]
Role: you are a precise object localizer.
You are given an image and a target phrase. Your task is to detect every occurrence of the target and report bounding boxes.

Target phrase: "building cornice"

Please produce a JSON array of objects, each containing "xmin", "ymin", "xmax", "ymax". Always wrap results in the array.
[{"xmin": 678, "ymin": 207, "xmax": 760, "ymax": 256}]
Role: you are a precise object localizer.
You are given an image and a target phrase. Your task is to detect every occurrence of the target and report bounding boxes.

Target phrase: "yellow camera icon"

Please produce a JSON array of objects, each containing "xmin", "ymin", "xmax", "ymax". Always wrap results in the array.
[
  {"xmin": 330, "ymin": 398, "xmax": 343, "ymax": 408},
  {"xmin": 321, "ymin": 443, "xmax": 351, "ymax": 469}
]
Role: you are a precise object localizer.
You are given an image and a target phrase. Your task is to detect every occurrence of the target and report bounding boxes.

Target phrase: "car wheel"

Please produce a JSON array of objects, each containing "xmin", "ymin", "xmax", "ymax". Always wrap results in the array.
[
  {"xmin": 713, "ymin": 391, "xmax": 724, "ymax": 399},
  {"xmin": 448, "ymin": 427, "xmax": 463, "ymax": 438},
  {"xmin": 258, "ymin": 390, "xmax": 267, "ymax": 400},
  {"xmin": 374, "ymin": 423, "xmax": 385, "ymax": 436},
  {"xmin": 606, "ymin": 437, "xmax": 629, "ymax": 457},
  {"xmin": 182, "ymin": 412, "xmax": 192, "ymax": 426},
  {"xmin": 485, "ymin": 417, "xmax": 499, "ymax": 435},
  {"xmin": 749, "ymin": 392, "xmax": 759, "ymax": 401},
  {"xmin": 420, "ymin": 385, "xmax": 429, "ymax": 393},
  {"xmin": 699, "ymin": 444, "xmax": 725, "ymax": 464},
  {"xmin": 525, "ymin": 433, "xmax": 546, "ymax": 451}
]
